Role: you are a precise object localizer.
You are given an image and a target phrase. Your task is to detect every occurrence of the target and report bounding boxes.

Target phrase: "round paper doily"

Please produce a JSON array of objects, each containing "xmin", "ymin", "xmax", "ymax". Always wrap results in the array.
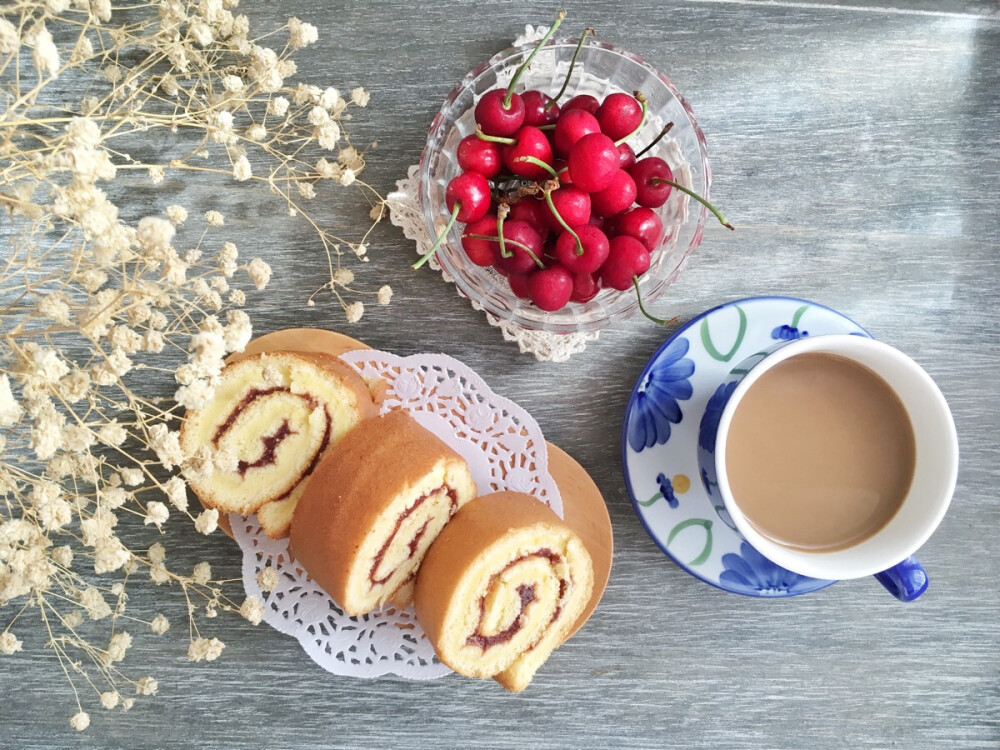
[{"xmin": 231, "ymin": 349, "xmax": 561, "ymax": 679}]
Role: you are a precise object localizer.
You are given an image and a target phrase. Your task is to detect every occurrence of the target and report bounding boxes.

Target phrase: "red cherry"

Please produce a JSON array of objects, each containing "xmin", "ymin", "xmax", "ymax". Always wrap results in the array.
[
  {"xmin": 554, "ymin": 109, "xmax": 600, "ymax": 156},
  {"xmin": 501, "ymin": 126, "xmax": 554, "ymax": 180},
  {"xmin": 475, "ymin": 89, "xmax": 525, "ymax": 137},
  {"xmin": 596, "ymin": 92, "xmax": 643, "ymax": 141},
  {"xmin": 414, "ymin": 171, "xmax": 493, "ymax": 270},
  {"xmin": 600, "ymin": 235, "xmax": 650, "ymax": 291},
  {"xmin": 457, "ymin": 135, "xmax": 502, "ymax": 179},
  {"xmin": 554, "ymin": 224, "xmax": 609, "ymax": 274},
  {"xmin": 590, "ymin": 170, "xmax": 638, "ymax": 217},
  {"xmin": 508, "ymin": 272, "xmax": 533, "ymax": 299},
  {"xmin": 570, "ymin": 271, "xmax": 600, "ymax": 303},
  {"xmin": 616, "ymin": 207, "xmax": 664, "ymax": 251},
  {"xmin": 545, "ymin": 185, "xmax": 590, "ymax": 230},
  {"xmin": 567, "ymin": 132, "xmax": 619, "ymax": 193},
  {"xmin": 522, "ymin": 90, "xmax": 560, "ymax": 127},
  {"xmin": 461, "ymin": 215, "xmax": 499, "ymax": 266},
  {"xmin": 561, "ymin": 94, "xmax": 600, "ymax": 115},
  {"xmin": 496, "ymin": 220, "xmax": 544, "ymax": 276},
  {"xmin": 553, "ymin": 160, "xmax": 573, "ymax": 185},
  {"xmin": 528, "ymin": 266, "xmax": 573, "ymax": 311},
  {"xmin": 509, "ymin": 198, "xmax": 550, "ymax": 234},
  {"xmin": 446, "ymin": 171, "xmax": 492, "ymax": 223},
  {"xmin": 617, "ymin": 142, "xmax": 637, "ymax": 171},
  {"xmin": 629, "ymin": 157, "xmax": 675, "ymax": 208}
]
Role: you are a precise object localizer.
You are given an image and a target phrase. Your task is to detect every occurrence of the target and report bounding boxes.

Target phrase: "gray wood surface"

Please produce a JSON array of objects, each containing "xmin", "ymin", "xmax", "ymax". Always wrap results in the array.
[{"xmin": 3, "ymin": 1, "xmax": 999, "ymax": 748}]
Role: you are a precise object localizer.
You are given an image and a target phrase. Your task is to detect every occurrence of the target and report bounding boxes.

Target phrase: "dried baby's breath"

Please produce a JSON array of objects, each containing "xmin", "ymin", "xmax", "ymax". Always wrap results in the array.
[{"xmin": 0, "ymin": 0, "xmax": 384, "ymax": 729}]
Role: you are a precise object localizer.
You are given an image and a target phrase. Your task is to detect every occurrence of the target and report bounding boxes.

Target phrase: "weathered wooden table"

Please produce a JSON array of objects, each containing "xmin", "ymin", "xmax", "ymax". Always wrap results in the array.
[{"xmin": 5, "ymin": 1, "xmax": 999, "ymax": 747}]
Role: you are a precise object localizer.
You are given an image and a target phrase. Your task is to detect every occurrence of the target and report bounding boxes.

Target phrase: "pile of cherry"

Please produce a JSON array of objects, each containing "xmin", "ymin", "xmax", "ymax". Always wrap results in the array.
[{"xmin": 414, "ymin": 11, "xmax": 732, "ymax": 320}]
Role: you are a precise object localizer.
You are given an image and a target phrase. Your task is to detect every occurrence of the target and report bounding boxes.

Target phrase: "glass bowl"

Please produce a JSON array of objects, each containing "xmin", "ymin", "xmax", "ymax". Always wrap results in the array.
[{"xmin": 419, "ymin": 37, "xmax": 712, "ymax": 334}]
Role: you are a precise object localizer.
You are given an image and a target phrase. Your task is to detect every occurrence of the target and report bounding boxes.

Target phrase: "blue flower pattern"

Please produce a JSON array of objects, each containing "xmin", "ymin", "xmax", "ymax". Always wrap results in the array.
[
  {"xmin": 771, "ymin": 324, "xmax": 809, "ymax": 341},
  {"xmin": 655, "ymin": 473, "xmax": 679, "ymax": 508},
  {"xmin": 720, "ymin": 542, "xmax": 828, "ymax": 596},
  {"xmin": 627, "ymin": 337, "xmax": 694, "ymax": 452},
  {"xmin": 697, "ymin": 381, "xmax": 737, "ymax": 453}
]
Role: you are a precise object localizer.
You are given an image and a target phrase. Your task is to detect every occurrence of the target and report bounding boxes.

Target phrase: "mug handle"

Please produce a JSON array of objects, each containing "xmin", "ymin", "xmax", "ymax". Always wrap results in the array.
[{"xmin": 873, "ymin": 556, "xmax": 928, "ymax": 602}]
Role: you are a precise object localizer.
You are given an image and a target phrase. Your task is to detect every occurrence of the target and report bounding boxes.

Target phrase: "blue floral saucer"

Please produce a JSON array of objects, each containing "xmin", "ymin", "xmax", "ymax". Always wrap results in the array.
[{"xmin": 622, "ymin": 297, "xmax": 871, "ymax": 597}]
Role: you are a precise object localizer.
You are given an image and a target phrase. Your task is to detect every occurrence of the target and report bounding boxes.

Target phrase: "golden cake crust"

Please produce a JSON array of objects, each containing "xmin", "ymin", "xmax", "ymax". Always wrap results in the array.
[{"xmin": 288, "ymin": 409, "xmax": 476, "ymax": 615}]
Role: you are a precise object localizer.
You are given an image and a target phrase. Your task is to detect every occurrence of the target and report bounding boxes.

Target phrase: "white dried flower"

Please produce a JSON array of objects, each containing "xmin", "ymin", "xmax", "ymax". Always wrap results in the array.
[
  {"xmin": 149, "ymin": 424, "xmax": 183, "ymax": 470},
  {"xmin": 0, "ymin": 376, "xmax": 23, "ymax": 427},
  {"xmin": 351, "ymin": 87, "xmax": 371, "ymax": 107},
  {"xmin": 0, "ymin": 631, "xmax": 23, "ymax": 655},
  {"xmin": 338, "ymin": 168, "xmax": 356, "ymax": 187},
  {"xmin": 192, "ymin": 561, "xmax": 211, "ymax": 584},
  {"xmin": 136, "ymin": 677, "xmax": 158, "ymax": 696},
  {"xmin": 319, "ymin": 87, "xmax": 342, "ymax": 111},
  {"xmin": 120, "ymin": 467, "xmax": 144, "ymax": 487},
  {"xmin": 100, "ymin": 692, "xmax": 120, "ymax": 710},
  {"xmin": 232, "ymin": 155, "xmax": 252, "ymax": 182},
  {"xmin": 315, "ymin": 158, "xmax": 341, "ymax": 180},
  {"xmin": 106, "ymin": 632, "xmax": 132, "ymax": 663},
  {"xmin": 64, "ymin": 610, "xmax": 84, "ymax": 629},
  {"xmin": 80, "ymin": 588, "xmax": 112, "ymax": 620},
  {"xmin": 204, "ymin": 210, "xmax": 224, "ymax": 226},
  {"xmin": 163, "ymin": 477, "xmax": 188, "ymax": 512},
  {"xmin": 316, "ymin": 121, "xmax": 341, "ymax": 150},
  {"xmin": 256, "ymin": 566, "xmax": 279, "ymax": 592},
  {"xmin": 37, "ymin": 293, "xmax": 71, "ymax": 325},
  {"xmin": 31, "ymin": 23, "xmax": 60, "ymax": 76},
  {"xmin": 149, "ymin": 614, "xmax": 170, "ymax": 635},
  {"xmin": 187, "ymin": 637, "xmax": 225, "ymax": 662},
  {"xmin": 147, "ymin": 542, "xmax": 165, "ymax": 564},
  {"xmin": 221, "ymin": 74, "xmax": 244, "ymax": 92},
  {"xmin": 332, "ymin": 269, "xmax": 354, "ymax": 286},
  {"xmin": 50, "ymin": 545, "xmax": 73, "ymax": 568},
  {"xmin": 224, "ymin": 310, "xmax": 252, "ymax": 352},
  {"xmin": 288, "ymin": 17, "xmax": 318, "ymax": 49},
  {"xmin": 267, "ymin": 96, "xmax": 289, "ymax": 117},
  {"xmin": 94, "ymin": 537, "xmax": 131, "ymax": 574},
  {"xmin": 165, "ymin": 204, "xmax": 187, "ymax": 224},
  {"xmin": 137, "ymin": 216, "xmax": 175, "ymax": 253},
  {"xmin": 377, "ymin": 285, "xmax": 393, "ymax": 305},
  {"xmin": 194, "ymin": 509, "xmax": 219, "ymax": 535},
  {"xmin": 69, "ymin": 712, "xmax": 90, "ymax": 732},
  {"xmin": 229, "ymin": 289, "xmax": 246, "ymax": 305},
  {"xmin": 143, "ymin": 501, "xmax": 169, "ymax": 527},
  {"xmin": 148, "ymin": 166, "xmax": 165, "ymax": 184},
  {"xmin": 246, "ymin": 258, "xmax": 272, "ymax": 290},
  {"xmin": 149, "ymin": 565, "xmax": 169, "ymax": 585},
  {"xmin": 345, "ymin": 301, "xmax": 364, "ymax": 323},
  {"xmin": 0, "ymin": 18, "xmax": 18, "ymax": 55},
  {"xmin": 245, "ymin": 123, "xmax": 266, "ymax": 141},
  {"xmin": 240, "ymin": 596, "xmax": 264, "ymax": 625}
]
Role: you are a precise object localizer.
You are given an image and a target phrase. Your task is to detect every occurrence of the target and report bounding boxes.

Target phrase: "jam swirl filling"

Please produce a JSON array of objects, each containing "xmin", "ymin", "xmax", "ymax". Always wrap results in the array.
[
  {"xmin": 369, "ymin": 486, "xmax": 459, "ymax": 587},
  {"xmin": 466, "ymin": 548, "xmax": 568, "ymax": 650},
  {"xmin": 211, "ymin": 386, "xmax": 332, "ymax": 498}
]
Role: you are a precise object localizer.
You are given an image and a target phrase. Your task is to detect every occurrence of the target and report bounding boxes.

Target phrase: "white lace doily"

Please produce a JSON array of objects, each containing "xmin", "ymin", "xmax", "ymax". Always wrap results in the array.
[{"xmin": 232, "ymin": 349, "xmax": 562, "ymax": 680}]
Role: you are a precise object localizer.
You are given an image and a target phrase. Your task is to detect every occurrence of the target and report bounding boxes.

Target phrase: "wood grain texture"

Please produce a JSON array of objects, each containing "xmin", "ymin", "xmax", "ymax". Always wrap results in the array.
[{"xmin": 2, "ymin": 1, "xmax": 999, "ymax": 748}]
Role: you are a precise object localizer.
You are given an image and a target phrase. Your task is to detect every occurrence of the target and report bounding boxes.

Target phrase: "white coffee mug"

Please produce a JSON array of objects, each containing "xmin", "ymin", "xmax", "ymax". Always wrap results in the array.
[{"xmin": 708, "ymin": 335, "xmax": 958, "ymax": 598}]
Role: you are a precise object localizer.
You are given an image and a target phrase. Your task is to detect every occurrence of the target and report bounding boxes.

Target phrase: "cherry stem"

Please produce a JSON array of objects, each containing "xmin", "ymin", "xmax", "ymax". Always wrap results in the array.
[
  {"xmin": 475, "ymin": 125, "xmax": 516, "ymax": 145},
  {"xmin": 412, "ymin": 203, "xmax": 460, "ymax": 269},
  {"xmin": 546, "ymin": 27, "xmax": 594, "ymax": 109},
  {"xmin": 635, "ymin": 122, "xmax": 674, "ymax": 158},
  {"xmin": 496, "ymin": 208, "xmax": 508, "ymax": 258},
  {"xmin": 633, "ymin": 276, "xmax": 679, "ymax": 326},
  {"xmin": 650, "ymin": 178, "xmax": 735, "ymax": 230},
  {"xmin": 537, "ymin": 123, "xmax": 557, "ymax": 131},
  {"xmin": 513, "ymin": 154, "xmax": 559, "ymax": 180},
  {"xmin": 615, "ymin": 91, "xmax": 648, "ymax": 147},
  {"xmin": 542, "ymin": 188, "xmax": 584, "ymax": 255},
  {"xmin": 504, "ymin": 10, "xmax": 567, "ymax": 108},
  {"xmin": 464, "ymin": 233, "xmax": 545, "ymax": 269}
]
